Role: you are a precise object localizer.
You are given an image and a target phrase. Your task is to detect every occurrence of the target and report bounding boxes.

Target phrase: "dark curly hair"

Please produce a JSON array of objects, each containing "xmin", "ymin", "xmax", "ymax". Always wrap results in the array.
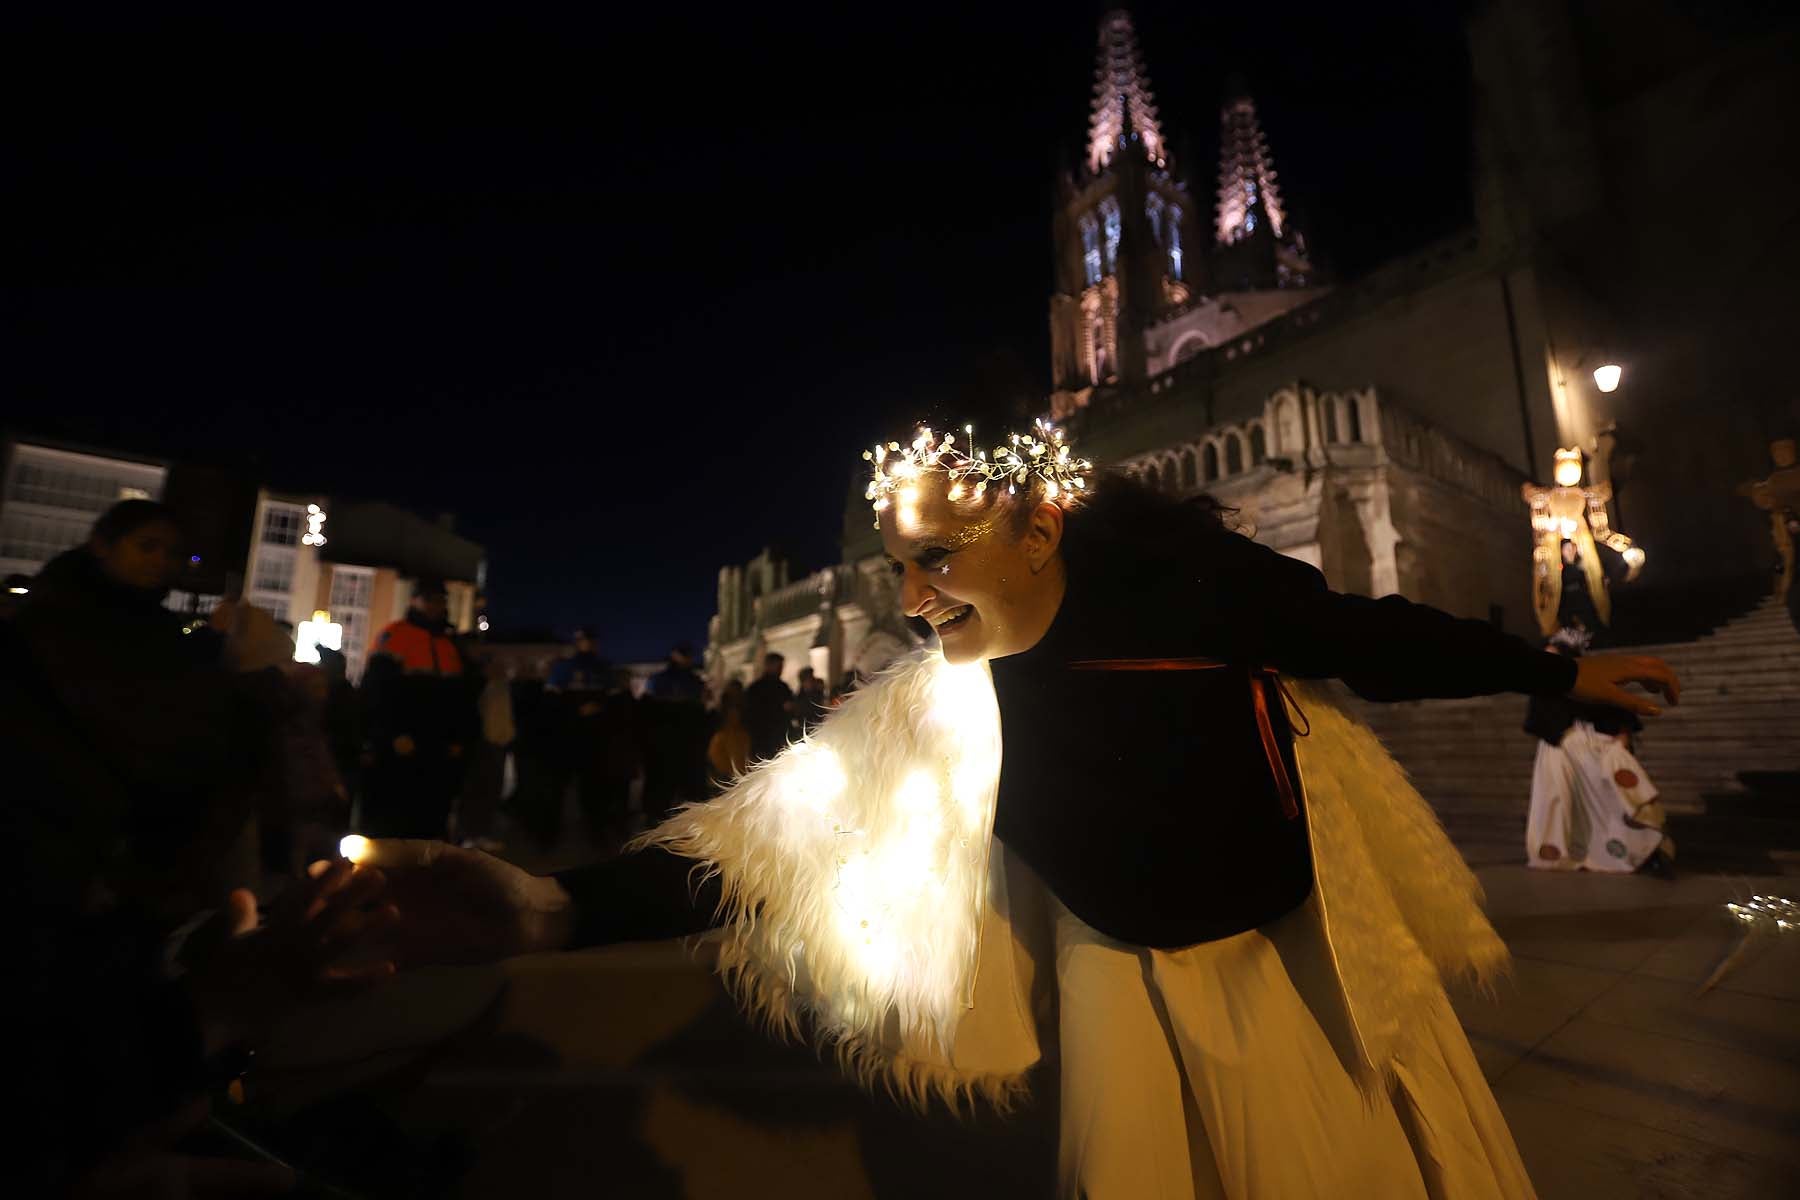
[
  {"xmin": 89, "ymin": 499, "xmax": 181, "ymax": 545},
  {"xmin": 1054, "ymin": 471, "xmax": 1237, "ymax": 579}
]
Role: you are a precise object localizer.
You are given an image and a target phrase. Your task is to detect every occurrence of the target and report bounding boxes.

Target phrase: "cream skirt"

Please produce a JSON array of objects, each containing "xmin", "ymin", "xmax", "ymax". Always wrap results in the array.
[
  {"xmin": 1526, "ymin": 721, "xmax": 1667, "ymax": 872},
  {"xmin": 1052, "ymin": 894, "xmax": 1536, "ymax": 1199}
]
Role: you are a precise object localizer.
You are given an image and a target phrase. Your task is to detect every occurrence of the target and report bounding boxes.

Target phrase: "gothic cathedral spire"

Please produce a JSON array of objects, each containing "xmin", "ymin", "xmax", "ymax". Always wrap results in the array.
[
  {"xmin": 1087, "ymin": 10, "xmax": 1166, "ymax": 174},
  {"xmin": 1051, "ymin": 10, "xmax": 1198, "ymax": 413},
  {"xmin": 1216, "ymin": 94, "xmax": 1287, "ymax": 244},
  {"xmin": 1214, "ymin": 91, "xmax": 1316, "ymax": 287}
]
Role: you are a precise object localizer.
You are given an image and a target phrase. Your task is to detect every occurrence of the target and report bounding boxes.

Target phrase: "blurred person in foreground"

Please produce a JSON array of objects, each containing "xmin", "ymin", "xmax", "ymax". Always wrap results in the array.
[
  {"xmin": 2, "ymin": 613, "xmax": 396, "ymax": 1196},
  {"xmin": 10, "ymin": 500, "xmax": 277, "ymax": 912}
]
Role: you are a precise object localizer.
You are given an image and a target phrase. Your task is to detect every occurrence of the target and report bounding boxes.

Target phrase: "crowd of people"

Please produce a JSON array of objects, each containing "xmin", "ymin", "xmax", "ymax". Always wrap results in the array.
[{"xmin": 3, "ymin": 497, "xmax": 828, "ymax": 1194}]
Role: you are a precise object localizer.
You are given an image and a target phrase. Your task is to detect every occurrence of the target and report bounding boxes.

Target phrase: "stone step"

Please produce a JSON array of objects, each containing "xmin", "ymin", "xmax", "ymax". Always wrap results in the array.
[
  {"xmin": 1630, "ymin": 642, "xmax": 1799, "ymax": 661},
  {"xmin": 1649, "ymin": 636, "xmax": 1800, "ymax": 653},
  {"xmin": 1359, "ymin": 599, "xmax": 1799, "ymax": 873},
  {"xmin": 1400, "ymin": 767, "xmax": 1750, "ymax": 786},
  {"xmin": 1369, "ymin": 726, "xmax": 1800, "ymax": 745},
  {"xmin": 1655, "ymin": 648, "xmax": 1800, "ymax": 662},
  {"xmin": 1387, "ymin": 754, "xmax": 1800, "ymax": 771},
  {"xmin": 1658, "ymin": 673, "xmax": 1800, "ymax": 690},
  {"xmin": 1366, "ymin": 716, "xmax": 1796, "ymax": 738},
  {"xmin": 1638, "ymin": 744, "xmax": 1800, "ymax": 759},
  {"xmin": 1652, "ymin": 674, "xmax": 1800, "ymax": 690}
]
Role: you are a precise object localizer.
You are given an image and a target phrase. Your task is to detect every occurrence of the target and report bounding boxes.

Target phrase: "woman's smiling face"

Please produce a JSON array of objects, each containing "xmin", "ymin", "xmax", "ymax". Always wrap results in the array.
[{"xmin": 878, "ymin": 478, "xmax": 1066, "ymax": 665}]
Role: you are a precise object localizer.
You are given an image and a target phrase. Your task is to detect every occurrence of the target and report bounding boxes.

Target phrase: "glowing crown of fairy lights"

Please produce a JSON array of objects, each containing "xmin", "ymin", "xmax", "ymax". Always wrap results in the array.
[{"xmin": 861, "ymin": 419, "xmax": 1095, "ymax": 526}]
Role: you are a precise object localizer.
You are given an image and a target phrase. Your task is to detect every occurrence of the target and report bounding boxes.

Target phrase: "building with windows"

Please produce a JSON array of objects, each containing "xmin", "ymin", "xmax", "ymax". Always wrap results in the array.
[
  {"xmin": 0, "ymin": 436, "xmax": 168, "ymax": 581},
  {"xmin": 245, "ymin": 494, "xmax": 486, "ymax": 680},
  {"xmin": 705, "ymin": 4, "xmax": 1798, "ymax": 690},
  {"xmin": 1, "ymin": 434, "xmax": 487, "ymax": 680}
]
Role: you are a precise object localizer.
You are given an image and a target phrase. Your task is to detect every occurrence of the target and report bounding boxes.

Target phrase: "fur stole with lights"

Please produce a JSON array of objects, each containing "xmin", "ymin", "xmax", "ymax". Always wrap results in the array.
[{"xmin": 639, "ymin": 654, "xmax": 1506, "ymax": 1111}]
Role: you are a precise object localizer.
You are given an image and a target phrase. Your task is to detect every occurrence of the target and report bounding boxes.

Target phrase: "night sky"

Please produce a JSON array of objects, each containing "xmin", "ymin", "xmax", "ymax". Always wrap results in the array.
[{"xmin": 7, "ymin": 2, "xmax": 1471, "ymax": 660}]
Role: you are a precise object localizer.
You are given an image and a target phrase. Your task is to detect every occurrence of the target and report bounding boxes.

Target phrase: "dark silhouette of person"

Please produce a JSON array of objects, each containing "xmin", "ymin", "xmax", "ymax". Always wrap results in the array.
[{"xmin": 743, "ymin": 652, "xmax": 794, "ymax": 762}]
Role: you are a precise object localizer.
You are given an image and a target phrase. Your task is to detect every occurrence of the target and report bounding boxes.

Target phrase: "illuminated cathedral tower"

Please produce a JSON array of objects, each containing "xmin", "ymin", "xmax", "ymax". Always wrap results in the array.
[
  {"xmin": 1213, "ymin": 92, "xmax": 1316, "ymax": 290},
  {"xmin": 1048, "ymin": 10, "xmax": 1199, "ymax": 399},
  {"xmin": 1048, "ymin": 16, "xmax": 1331, "ymax": 419}
]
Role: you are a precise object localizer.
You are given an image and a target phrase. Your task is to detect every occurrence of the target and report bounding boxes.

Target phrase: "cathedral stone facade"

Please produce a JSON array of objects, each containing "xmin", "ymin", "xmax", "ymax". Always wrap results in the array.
[{"xmin": 705, "ymin": 4, "xmax": 1798, "ymax": 692}]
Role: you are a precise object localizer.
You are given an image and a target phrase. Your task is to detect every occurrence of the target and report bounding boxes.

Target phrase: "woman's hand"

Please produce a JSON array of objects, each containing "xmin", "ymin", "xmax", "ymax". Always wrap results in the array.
[
  {"xmin": 1568, "ymin": 654, "xmax": 1680, "ymax": 716},
  {"xmin": 180, "ymin": 860, "xmax": 397, "ymax": 1056},
  {"xmin": 351, "ymin": 839, "xmax": 575, "ymax": 967}
]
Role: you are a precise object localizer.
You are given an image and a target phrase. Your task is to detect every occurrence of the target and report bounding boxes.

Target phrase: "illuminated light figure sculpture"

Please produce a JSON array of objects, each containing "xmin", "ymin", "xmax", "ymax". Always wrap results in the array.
[
  {"xmin": 1522, "ymin": 448, "xmax": 1645, "ymax": 637},
  {"xmin": 1737, "ymin": 438, "xmax": 1800, "ymax": 604}
]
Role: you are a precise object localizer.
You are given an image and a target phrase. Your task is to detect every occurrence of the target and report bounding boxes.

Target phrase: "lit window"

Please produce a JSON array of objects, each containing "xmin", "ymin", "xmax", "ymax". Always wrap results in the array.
[
  {"xmin": 262, "ymin": 505, "xmax": 303, "ymax": 547},
  {"xmin": 1146, "ymin": 192, "xmax": 1165, "ymax": 247},
  {"xmin": 1079, "ymin": 213, "xmax": 1101, "ymax": 286},
  {"xmin": 1100, "ymin": 196, "xmax": 1121, "ymax": 275},
  {"xmin": 1168, "ymin": 205, "xmax": 1183, "ymax": 279},
  {"xmin": 252, "ymin": 553, "xmax": 294, "ymax": 594}
]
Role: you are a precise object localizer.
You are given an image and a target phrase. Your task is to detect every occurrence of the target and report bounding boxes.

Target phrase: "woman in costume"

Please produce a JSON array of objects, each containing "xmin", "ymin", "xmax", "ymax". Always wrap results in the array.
[
  {"xmin": 364, "ymin": 423, "xmax": 1679, "ymax": 1199},
  {"xmin": 1524, "ymin": 626, "xmax": 1673, "ymax": 875}
]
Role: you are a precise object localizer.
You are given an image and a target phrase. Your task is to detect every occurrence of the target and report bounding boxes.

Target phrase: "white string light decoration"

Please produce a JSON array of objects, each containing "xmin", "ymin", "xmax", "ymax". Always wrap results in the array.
[{"xmin": 862, "ymin": 419, "xmax": 1095, "ymax": 527}]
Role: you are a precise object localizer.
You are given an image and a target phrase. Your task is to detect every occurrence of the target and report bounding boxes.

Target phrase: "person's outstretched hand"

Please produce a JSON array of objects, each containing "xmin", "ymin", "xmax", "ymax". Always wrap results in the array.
[
  {"xmin": 349, "ymin": 839, "xmax": 575, "ymax": 968},
  {"xmin": 1569, "ymin": 653, "xmax": 1681, "ymax": 717},
  {"xmin": 180, "ymin": 860, "xmax": 398, "ymax": 1055}
]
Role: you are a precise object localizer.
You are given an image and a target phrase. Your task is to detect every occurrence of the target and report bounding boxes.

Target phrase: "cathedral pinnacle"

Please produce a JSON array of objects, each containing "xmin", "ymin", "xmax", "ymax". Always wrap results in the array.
[
  {"xmin": 1215, "ymin": 93, "xmax": 1287, "ymax": 244},
  {"xmin": 1086, "ymin": 10, "xmax": 1166, "ymax": 175}
]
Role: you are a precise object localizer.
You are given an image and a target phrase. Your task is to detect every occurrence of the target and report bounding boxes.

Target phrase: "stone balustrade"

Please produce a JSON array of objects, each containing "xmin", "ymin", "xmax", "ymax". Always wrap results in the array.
[
  {"xmin": 1114, "ymin": 384, "xmax": 1523, "ymax": 513},
  {"xmin": 754, "ymin": 565, "xmax": 856, "ymax": 630},
  {"xmin": 1376, "ymin": 400, "xmax": 1525, "ymax": 510}
]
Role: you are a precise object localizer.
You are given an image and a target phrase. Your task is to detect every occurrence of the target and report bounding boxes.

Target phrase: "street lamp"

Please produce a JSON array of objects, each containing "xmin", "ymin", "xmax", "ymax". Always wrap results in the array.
[
  {"xmin": 295, "ymin": 609, "xmax": 342, "ymax": 664},
  {"xmin": 1593, "ymin": 363, "xmax": 1622, "ymax": 393}
]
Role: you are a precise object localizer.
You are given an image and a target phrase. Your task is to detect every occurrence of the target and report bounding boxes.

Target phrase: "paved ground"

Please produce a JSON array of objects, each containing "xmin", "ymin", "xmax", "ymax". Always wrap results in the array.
[
  {"xmin": 251, "ymin": 855, "xmax": 1800, "ymax": 1198},
  {"xmin": 1451, "ymin": 868, "xmax": 1798, "ymax": 1199}
]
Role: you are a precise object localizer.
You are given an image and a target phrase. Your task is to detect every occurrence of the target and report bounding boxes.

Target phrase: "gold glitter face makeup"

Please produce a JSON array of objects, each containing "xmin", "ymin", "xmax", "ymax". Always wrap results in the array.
[{"xmin": 879, "ymin": 473, "xmax": 1067, "ymax": 665}]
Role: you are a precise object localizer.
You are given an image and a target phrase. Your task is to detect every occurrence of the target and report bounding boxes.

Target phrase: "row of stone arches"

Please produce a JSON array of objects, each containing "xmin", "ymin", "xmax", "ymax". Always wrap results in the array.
[{"xmin": 1127, "ymin": 421, "xmax": 1269, "ymax": 494}]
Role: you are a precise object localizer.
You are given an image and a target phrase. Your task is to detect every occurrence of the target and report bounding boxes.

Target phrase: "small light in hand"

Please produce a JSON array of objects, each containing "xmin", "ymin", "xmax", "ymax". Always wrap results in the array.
[{"xmin": 340, "ymin": 834, "xmax": 371, "ymax": 864}]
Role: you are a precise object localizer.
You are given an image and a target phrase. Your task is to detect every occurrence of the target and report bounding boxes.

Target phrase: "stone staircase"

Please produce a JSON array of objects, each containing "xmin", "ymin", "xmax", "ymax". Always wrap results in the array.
[{"xmin": 1349, "ymin": 597, "xmax": 1800, "ymax": 873}]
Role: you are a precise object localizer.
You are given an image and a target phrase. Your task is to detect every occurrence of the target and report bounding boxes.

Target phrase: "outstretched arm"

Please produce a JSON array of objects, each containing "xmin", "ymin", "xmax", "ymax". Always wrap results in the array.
[
  {"xmin": 1212, "ymin": 533, "xmax": 1677, "ymax": 711},
  {"xmin": 355, "ymin": 839, "xmax": 722, "ymax": 966}
]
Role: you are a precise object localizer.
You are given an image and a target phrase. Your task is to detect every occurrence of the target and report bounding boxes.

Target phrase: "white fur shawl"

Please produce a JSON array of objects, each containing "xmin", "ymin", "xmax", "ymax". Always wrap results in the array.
[{"xmin": 640, "ymin": 655, "xmax": 1506, "ymax": 1110}]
